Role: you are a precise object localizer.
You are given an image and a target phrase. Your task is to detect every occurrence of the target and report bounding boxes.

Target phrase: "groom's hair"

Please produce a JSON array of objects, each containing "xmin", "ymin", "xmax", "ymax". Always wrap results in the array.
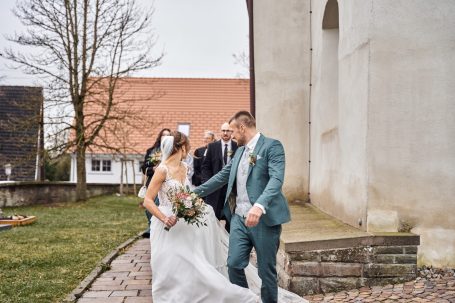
[{"xmin": 229, "ymin": 111, "xmax": 256, "ymax": 128}]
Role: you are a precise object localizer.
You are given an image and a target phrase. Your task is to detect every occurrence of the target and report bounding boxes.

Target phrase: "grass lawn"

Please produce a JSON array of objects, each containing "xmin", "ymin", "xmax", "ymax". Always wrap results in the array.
[{"xmin": 0, "ymin": 195, "xmax": 147, "ymax": 303}]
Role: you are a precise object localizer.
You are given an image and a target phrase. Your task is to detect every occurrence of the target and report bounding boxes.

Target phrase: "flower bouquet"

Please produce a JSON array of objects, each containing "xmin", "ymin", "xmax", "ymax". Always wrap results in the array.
[
  {"xmin": 165, "ymin": 185, "xmax": 207, "ymax": 231},
  {"xmin": 148, "ymin": 150, "xmax": 162, "ymax": 166}
]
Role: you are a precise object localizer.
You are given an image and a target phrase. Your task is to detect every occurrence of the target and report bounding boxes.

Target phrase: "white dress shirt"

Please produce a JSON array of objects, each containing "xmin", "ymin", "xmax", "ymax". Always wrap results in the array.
[{"xmin": 235, "ymin": 132, "xmax": 266, "ymax": 217}]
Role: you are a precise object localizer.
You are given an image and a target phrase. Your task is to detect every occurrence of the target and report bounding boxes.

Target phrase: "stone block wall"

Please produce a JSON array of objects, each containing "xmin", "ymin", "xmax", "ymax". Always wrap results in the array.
[
  {"xmin": 278, "ymin": 244, "xmax": 418, "ymax": 296},
  {"xmin": 0, "ymin": 182, "xmax": 125, "ymax": 207}
]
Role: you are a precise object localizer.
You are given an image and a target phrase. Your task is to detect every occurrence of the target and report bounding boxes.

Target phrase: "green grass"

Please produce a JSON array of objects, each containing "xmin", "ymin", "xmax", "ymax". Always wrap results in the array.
[{"xmin": 0, "ymin": 195, "xmax": 146, "ymax": 303}]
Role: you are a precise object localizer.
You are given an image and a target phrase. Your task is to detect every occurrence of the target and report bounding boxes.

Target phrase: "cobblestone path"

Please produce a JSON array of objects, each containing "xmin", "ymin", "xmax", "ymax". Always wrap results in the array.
[{"xmin": 305, "ymin": 276, "xmax": 455, "ymax": 302}]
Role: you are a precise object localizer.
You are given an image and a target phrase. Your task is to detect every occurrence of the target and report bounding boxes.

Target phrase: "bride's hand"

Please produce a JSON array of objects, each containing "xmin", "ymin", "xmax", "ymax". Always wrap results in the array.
[{"xmin": 163, "ymin": 216, "xmax": 177, "ymax": 228}]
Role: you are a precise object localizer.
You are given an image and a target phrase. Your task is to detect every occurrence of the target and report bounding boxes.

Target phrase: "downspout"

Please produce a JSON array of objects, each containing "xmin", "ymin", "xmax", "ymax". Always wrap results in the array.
[{"xmin": 246, "ymin": 0, "xmax": 256, "ymax": 117}]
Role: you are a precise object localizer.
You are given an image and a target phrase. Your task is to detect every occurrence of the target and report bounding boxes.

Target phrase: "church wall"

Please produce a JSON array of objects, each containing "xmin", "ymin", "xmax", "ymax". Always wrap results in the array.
[
  {"xmin": 254, "ymin": 0, "xmax": 311, "ymax": 201},
  {"xmin": 309, "ymin": 0, "xmax": 373, "ymax": 229},
  {"xmin": 253, "ymin": 0, "xmax": 455, "ymax": 267},
  {"xmin": 366, "ymin": 0, "xmax": 455, "ymax": 267}
]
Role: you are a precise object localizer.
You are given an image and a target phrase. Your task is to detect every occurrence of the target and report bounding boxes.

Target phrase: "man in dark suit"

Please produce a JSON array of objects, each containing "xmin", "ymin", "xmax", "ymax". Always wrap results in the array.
[
  {"xmin": 192, "ymin": 130, "xmax": 215, "ymax": 186},
  {"xmin": 202, "ymin": 123, "xmax": 238, "ymax": 231}
]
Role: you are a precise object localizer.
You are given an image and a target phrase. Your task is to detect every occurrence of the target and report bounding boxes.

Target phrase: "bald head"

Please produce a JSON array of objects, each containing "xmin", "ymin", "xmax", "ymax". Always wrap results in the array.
[{"xmin": 220, "ymin": 122, "xmax": 233, "ymax": 142}]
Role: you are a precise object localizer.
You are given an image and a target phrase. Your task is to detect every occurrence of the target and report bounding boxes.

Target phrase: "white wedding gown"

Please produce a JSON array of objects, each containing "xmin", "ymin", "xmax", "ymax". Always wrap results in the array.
[{"xmin": 149, "ymin": 163, "xmax": 307, "ymax": 303}]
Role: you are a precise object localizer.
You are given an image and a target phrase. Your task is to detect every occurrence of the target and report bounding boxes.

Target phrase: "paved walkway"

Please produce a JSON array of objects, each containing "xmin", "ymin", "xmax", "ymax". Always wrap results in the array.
[
  {"xmin": 77, "ymin": 238, "xmax": 152, "ymax": 303},
  {"xmin": 77, "ymin": 238, "xmax": 455, "ymax": 303}
]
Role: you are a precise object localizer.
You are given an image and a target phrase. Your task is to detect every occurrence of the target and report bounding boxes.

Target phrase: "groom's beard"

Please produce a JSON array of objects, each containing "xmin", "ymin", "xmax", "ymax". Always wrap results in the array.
[
  {"xmin": 236, "ymin": 140, "xmax": 245, "ymax": 146},
  {"xmin": 234, "ymin": 136, "xmax": 246, "ymax": 146}
]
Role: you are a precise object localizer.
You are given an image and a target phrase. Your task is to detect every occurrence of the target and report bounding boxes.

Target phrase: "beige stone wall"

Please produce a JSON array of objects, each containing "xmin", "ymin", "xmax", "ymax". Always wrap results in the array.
[
  {"xmin": 365, "ymin": 0, "xmax": 455, "ymax": 267},
  {"xmin": 254, "ymin": 0, "xmax": 455, "ymax": 266},
  {"xmin": 253, "ymin": 0, "xmax": 311, "ymax": 201},
  {"xmin": 309, "ymin": 0, "xmax": 372, "ymax": 230}
]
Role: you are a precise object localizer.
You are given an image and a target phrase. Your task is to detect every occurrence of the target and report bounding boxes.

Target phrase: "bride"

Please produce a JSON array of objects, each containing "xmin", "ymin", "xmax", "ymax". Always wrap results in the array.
[{"xmin": 143, "ymin": 131, "xmax": 306, "ymax": 303}]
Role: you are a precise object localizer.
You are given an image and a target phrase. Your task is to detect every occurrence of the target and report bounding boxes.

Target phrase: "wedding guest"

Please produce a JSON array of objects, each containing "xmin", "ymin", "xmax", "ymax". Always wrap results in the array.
[
  {"xmin": 140, "ymin": 128, "xmax": 171, "ymax": 238},
  {"xmin": 201, "ymin": 123, "xmax": 238, "ymax": 231},
  {"xmin": 192, "ymin": 130, "xmax": 215, "ymax": 186}
]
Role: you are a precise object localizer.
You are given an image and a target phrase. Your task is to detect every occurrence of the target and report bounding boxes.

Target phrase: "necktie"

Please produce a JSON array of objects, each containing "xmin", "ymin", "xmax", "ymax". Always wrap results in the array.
[{"xmin": 223, "ymin": 143, "xmax": 228, "ymax": 165}]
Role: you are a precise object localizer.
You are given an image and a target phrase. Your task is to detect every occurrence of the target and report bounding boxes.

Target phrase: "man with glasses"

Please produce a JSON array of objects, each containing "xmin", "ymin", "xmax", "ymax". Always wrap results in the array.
[{"xmin": 202, "ymin": 122, "xmax": 238, "ymax": 231}]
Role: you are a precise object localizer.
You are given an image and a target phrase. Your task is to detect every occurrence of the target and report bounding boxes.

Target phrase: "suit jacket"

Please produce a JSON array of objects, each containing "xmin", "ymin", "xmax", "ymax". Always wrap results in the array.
[
  {"xmin": 194, "ymin": 134, "xmax": 291, "ymax": 226},
  {"xmin": 201, "ymin": 140, "xmax": 238, "ymax": 219},
  {"xmin": 192, "ymin": 146, "xmax": 207, "ymax": 186}
]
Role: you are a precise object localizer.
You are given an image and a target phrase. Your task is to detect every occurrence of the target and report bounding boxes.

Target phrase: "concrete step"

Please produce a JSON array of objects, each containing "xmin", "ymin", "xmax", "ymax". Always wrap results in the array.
[
  {"xmin": 278, "ymin": 201, "xmax": 420, "ymax": 296},
  {"xmin": 281, "ymin": 201, "xmax": 419, "ymax": 252}
]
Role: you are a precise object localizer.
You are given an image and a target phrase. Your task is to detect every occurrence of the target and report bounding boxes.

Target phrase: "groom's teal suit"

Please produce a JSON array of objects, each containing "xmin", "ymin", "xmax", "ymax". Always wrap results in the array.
[{"xmin": 194, "ymin": 134, "xmax": 291, "ymax": 303}]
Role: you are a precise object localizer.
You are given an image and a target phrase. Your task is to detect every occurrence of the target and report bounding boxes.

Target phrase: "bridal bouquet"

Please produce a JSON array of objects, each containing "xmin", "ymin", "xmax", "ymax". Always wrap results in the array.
[{"xmin": 165, "ymin": 185, "xmax": 208, "ymax": 231}]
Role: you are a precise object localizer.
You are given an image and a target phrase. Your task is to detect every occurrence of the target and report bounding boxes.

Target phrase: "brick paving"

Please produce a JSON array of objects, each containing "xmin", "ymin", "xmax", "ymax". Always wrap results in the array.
[
  {"xmin": 77, "ymin": 238, "xmax": 152, "ymax": 303},
  {"xmin": 77, "ymin": 238, "xmax": 455, "ymax": 302}
]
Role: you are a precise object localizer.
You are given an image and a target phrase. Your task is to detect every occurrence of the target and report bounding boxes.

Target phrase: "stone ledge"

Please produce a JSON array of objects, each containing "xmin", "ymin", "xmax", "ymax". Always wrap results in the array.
[
  {"xmin": 281, "ymin": 202, "xmax": 420, "ymax": 253},
  {"xmin": 282, "ymin": 234, "xmax": 420, "ymax": 252},
  {"xmin": 0, "ymin": 182, "xmax": 127, "ymax": 207},
  {"xmin": 278, "ymin": 202, "xmax": 420, "ymax": 296}
]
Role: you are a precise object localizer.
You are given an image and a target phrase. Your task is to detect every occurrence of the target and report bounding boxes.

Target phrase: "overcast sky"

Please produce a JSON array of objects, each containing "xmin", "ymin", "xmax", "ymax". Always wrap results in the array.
[{"xmin": 0, "ymin": 0, "xmax": 249, "ymax": 85}]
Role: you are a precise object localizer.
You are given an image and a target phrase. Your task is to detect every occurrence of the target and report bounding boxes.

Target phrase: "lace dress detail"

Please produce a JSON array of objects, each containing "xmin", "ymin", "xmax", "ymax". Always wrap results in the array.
[{"xmin": 156, "ymin": 163, "xmax": 188, "ymax": 208}]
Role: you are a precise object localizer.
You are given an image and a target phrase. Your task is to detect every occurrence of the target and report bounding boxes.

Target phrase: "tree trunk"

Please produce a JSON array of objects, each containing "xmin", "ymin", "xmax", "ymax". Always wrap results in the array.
[{"xmin": 76, "ymin": 146, "xmax": 87, "ymax": 201}]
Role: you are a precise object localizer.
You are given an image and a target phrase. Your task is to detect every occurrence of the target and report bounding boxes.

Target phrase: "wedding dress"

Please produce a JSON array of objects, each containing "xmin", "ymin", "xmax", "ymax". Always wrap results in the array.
[{"xmin": 149, "ymin": 163, "xmax": 307, "ymax": 303}]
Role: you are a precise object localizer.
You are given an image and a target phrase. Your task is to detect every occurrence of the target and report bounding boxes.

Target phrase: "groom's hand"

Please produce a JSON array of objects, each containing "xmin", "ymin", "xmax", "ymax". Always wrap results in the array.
[{"xmin": 245, "ymin": 206, "xmax": 263, "ymax": 227}]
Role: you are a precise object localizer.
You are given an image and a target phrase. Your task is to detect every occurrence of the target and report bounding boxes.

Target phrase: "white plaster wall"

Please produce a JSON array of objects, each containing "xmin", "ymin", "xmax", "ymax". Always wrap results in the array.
[
  {"xmin": 366, "ymin": 0, "xmax": 455, "ymax": 267},
  {"xmin": 253, "ymin": 0, "xmax": 311, "ymax": 201},
  {"xmin": 309, "ymin": 0, "xmax": 372, "ymax": 229},
  {"xmin": 70, "ymin": 153, "xmax": 143, "ymax": 185}
]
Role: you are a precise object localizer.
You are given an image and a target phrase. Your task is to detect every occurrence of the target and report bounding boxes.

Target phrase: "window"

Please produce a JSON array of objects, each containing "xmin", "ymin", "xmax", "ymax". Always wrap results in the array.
[
  {"xmin": 138, "ymin": 161, "xmax": 144, "ymax": 173},
  {"xmin": 91, "ymin": 159, "xmax": 101, "ymax": 171},
  {"xmin": 102, "ymin": 160, "xmax": 111, "ymax": 172},
  {"xmin": 92, "ymin": 159, "xmax": 111, "ymax": 172},
  {"xmin": 178, "ymin": 123, "xmax": 190, "ymax": 136}
]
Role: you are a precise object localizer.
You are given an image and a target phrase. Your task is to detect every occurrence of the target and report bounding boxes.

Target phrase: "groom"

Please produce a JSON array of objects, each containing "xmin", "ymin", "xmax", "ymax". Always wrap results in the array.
[{"xmin": 194, "ymin": 111, "xmax": 291, "ymax": 303}]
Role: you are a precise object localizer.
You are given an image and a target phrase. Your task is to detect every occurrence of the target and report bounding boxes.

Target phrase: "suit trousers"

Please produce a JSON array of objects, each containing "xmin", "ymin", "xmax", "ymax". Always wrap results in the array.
[{"xmin": 227, "ymin": 214, "xmax": 282, "ymax": 303}]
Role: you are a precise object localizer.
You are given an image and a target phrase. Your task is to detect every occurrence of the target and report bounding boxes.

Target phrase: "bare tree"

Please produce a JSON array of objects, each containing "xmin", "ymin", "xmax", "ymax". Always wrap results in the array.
[
  {"xmin": 233, "ymin": 50, "xmax": 249, "ymax": 79},
  {"xmin": 1, "ymin": 0, "xmax": 162, "ymax": 200}
]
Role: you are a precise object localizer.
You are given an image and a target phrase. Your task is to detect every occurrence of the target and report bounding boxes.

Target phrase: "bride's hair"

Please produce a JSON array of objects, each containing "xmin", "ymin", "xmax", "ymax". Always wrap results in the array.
[{"xmin": 161, "ymin": 131, "xmax": 190, "ymax": 161}]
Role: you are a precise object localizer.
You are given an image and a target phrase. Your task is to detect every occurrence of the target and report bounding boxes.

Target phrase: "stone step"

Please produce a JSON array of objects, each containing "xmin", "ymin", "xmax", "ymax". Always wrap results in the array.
[
  {"xmin": 281, "ymin": 202, "xmax": 419, "ymax": 252},
  {"xmin": 278, "ymin": 201, "xmax": 420, "ymax": 296}
]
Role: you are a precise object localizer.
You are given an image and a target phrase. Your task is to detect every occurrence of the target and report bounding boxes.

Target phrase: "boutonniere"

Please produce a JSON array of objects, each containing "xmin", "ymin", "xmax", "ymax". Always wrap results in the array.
[
  {"xmin": 248, "ymin": 153, "xmax": 257, "ymax": 166},
  {"xmin": 227, "ymin": 150, "xmax": 233, "ymax": 157}
]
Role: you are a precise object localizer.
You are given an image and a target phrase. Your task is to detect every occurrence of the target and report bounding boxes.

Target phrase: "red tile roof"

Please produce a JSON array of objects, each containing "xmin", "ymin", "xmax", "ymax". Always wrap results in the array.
[{"xmin": 83, "ymin": 77, "xmax": 250, "ymax": 155}]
